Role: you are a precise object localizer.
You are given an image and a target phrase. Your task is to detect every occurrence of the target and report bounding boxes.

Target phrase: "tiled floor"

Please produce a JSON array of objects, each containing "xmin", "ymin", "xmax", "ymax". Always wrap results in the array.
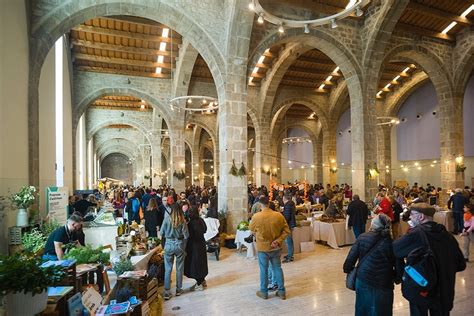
[{"xmin": 162, "ymin": 237, "xmax": 473, "ymax": 315}]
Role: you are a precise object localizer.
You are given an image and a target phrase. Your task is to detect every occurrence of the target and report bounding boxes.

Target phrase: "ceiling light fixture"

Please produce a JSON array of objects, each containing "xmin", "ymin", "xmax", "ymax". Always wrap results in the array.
[
  {"xmin": 159, "ymin": 42, "xmax": 167, "ymax": 52},
  {"xmin": 157, "ymin": 55, "xmax": 164, "ymax": 63},
  {"xmin": 278, "ymin": 24, "xmax": 285, "ymax": 33},
  {"xmin": 155, "ymin": 67, "xmax": 162, "ymax": 74},
  {"xmin": 377, "ymin": 116, "xmax": 400, "ymax": 126},
  {"xmin": 461, "ymin": 4, "xmax": 474, "ymax": 17},
  {"xmin": 249, "ymin": 0, "xmax": 368, "ymax": 30},
  {"xmin": 441, "ymin": 21, "xmax": 457, "ymax": 34},
  {"xmin": 161, "ymin": 28, "xmax": 170, "ymax": 38},
  {"xmin": 169, "ymin": 95, "xmax": 219, "ymax": 114}
]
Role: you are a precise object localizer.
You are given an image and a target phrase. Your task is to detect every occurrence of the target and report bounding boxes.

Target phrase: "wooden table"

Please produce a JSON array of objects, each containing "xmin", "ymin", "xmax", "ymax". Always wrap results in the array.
[{"xmin": 40, "ymin": 286, "xmax": 74, "ymax": 316}]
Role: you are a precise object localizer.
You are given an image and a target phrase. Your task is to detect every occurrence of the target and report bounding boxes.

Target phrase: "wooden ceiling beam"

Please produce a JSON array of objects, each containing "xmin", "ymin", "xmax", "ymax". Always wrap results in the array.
[
  {"xmin": 76, "ymin": 66, "xmax": 171, "ymax": 78},
  {"xmin": 72, "ymin": 24, "xmax": 182, "ymax": 44},
  {"xmin": 294, "ymin": 57, "xmax": 336, "ymax": 67},
  {"xmin": 103, "ymin": 16, "xmax": 182, "ymax": 36},
  {"xmin": 250, "ymin": 72, "xmax": 266, "ymax": 79},
  {"xmin": 90, "ymin": 105, "xmax": 152, "ymax": 112},
  {"xmin": 93, "ymin": 100, "xmax": 146, "ymax": 107},
  {"xmin": 406, "ymin": 2, "xmax": 472, "ymax": 26},
  {"xmin": 287, "ymin": 66, "xmax": 342, "ymax": 77},
  {"xmin": 71, "ymin": 39, "xmax": 177, "ymax": 56},
  {"xmin": 282, "ymin": 76, "xmax": 331, "ymax": 85},
  {"xmin": 396, "ymin": 22, "xmax": 454, "ymax": 42},
  {"xmin": 262, "ymin": 0, "xmax": 360, "ymax": 19},
  {"xmin": 74, "ymin": 52, "xmax": 173, "ymax": 69}
]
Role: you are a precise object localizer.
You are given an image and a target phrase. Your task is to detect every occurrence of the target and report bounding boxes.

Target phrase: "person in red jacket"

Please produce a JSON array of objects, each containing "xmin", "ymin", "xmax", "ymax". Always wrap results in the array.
[{"xmin": 375, "ymin": 192, "xmax": 394, "ymax": 221}]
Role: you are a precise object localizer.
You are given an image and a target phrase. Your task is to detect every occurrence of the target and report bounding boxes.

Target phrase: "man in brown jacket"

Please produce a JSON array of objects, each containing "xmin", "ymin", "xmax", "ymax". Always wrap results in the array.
[{"xmin": 249, "ymin": 196, "xmax": 290, "ymax": 300}]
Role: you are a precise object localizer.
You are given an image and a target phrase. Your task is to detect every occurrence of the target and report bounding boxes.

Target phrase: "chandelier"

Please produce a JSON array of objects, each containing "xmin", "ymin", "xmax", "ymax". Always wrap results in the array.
[
  {"xmin": 248, "ymin": 0, "xmax": 369, "ymax": 32},
  {"xmin": 169, "ymin": 95, "xmax": 219, "ymax": 114},
  {"xmin": 282, "ymin": 137, "xmax": 312, "ymax": 144}
]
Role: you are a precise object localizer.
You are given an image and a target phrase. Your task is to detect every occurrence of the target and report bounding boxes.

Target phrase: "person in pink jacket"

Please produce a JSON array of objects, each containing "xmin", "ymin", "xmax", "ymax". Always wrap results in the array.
[{"xmin": 461, "ymin": 204, "xmax": 474, "ymax": 262}]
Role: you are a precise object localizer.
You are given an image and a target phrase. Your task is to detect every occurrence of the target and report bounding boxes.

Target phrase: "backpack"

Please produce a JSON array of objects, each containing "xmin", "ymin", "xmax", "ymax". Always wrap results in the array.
[{"xmin": 401, "ymin": 228, "xmax": 439, "ymax": 307}]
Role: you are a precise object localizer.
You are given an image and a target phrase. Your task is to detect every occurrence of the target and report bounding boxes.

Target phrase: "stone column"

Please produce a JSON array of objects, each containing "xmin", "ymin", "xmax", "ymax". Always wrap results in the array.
[
  {"xmin": 151, "ymin": 138, "xmax": 162, "ymax": 187},
  {"xmin": 192, "ymin": 147, "xmax": 200, "ymax": 185},
  {"xmin": 314, "ymin": 137, "xmax": 323, "ymax": 184},
  {"xmin": 143, "ymin": 145, "xmax": 152, "ymax": 187},
  {"xmin": 377, "ymin": 125, "xmax": 392, "ymax": 186},
  {"xmin": 170, "ymin": 127, "xmax": 186, "ymax": 193},
  {"xmin": 254, "ymin": 123, "xmax": 272, "ymax": 187},
  {"xmin": 439, "ymin": 93, "xmax": 464, "ymax": 201},
  {"xmin": 322, "ymin": 127, "xmax": 337, "ymax": 186}
]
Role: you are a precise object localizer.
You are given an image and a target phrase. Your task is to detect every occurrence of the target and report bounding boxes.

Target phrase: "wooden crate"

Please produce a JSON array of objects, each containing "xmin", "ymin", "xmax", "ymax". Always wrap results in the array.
[{"xmin": 116, "ymin": 276, "xmax": 149, "ymax": 301}]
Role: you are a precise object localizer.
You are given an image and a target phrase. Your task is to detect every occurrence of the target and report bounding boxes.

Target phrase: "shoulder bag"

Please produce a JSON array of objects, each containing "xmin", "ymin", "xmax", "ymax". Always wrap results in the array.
[{"xmin": 346, "ymin": 237, "xmax": 385, "ymax": 290}]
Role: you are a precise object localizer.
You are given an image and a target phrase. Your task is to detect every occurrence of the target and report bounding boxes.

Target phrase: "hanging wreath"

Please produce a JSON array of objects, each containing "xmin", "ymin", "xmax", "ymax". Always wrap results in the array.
[
  {"xmin": 238, "ymin": 162, "xmax": 247, "ymax": 177},
  {"xmin": 229, "ymin": 159, "xmax": 239, "ymax": 176},
  {"xmin": 329, "ymin": 168, "xmax": 338, "ymax": 174},
  {"xmin": 173, "ymin": 169, "xmax": 186, "ymax": 180}
]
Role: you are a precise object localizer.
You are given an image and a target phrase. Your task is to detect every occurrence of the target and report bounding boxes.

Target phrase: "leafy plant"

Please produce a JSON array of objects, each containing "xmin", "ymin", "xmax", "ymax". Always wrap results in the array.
[
  {"xmin": 112, "ymin": 258, "xmax": 134, "ymax": 276},
  {"xmin": 237, "ymin": 221, "xmax": 249, "ymax": 231},
  {"xmin": 0, "ymin": 254, "xmax": 65, "ymax": 295},
  {"xmin": 41, "ymin": 219, "xmax": 61, "ymax": 236},
  {"xmin": 64, "ymin": 245, "xmax": 110, "ymax": 265},
  {"xmin": 21, "ymin": 228, "xmax": 47, "ymax": 254},
  {"xmin": 10, "ymin": 185, "xmax": 37, "ymax": 209}
]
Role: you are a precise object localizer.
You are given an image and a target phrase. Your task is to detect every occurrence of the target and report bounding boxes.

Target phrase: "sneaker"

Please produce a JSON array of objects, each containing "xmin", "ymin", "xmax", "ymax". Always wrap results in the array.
[
  {"xmin": 276, "ymin": 290, "xmax": 286, "ymax": 300},
  {"xmin": 282, "ymin": 257, "xmax": 293, "ymax": 263},
  {"xmin": 267, "ymin": 284, "xmax": 278, "ymax": 291},
  {"xmin": 163, "ymin": 291, "xmax": 172, "ymax": 300},
  {"xmin": 194, "ymin": 284, "xmax": 204, "ymax": 291},
  {"xmin": 176, "ymin": 288, "xmax": 184, "ymax": 296},
  {"xmin": 256, "ymin": 291, "xmax": 268, "ymax": 299}
]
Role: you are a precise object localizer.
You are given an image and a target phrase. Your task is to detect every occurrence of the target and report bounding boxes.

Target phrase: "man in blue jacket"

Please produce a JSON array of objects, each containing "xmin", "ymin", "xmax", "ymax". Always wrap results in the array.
[
  {"xmin": 448, "ymin": 188, "xmax": 468, "ymax": 234},
  {"xmin": 282, "ymin": 194, "xmax": 296, "ymax": 263}
]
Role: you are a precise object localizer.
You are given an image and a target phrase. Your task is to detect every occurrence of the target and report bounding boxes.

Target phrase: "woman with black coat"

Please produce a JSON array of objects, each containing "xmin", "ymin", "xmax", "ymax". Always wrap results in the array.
[
  {"xmin": 184, "ymin": 206, "xmax": 209, "ymax": 291},
  {"xmin": 343, "ymin": 214, "xmax": 397, "ymax": 316}
]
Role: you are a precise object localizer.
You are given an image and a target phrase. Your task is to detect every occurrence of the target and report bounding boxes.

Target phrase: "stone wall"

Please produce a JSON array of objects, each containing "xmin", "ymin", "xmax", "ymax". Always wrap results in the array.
[{"xmin": 101, "ymin": 153, "xmax": 133, "ymax": 184}]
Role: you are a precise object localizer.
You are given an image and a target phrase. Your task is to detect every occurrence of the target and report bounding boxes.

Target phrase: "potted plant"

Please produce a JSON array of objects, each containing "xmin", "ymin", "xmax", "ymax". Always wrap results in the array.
[
  {"xmin": 21, "ymin": 228, "xmax": 47, "ymax": 256},
  {"xmin": 0, "ymin": 254, "xmax": 64, "ymax": 315},
  {"xmin": 10, "ymin": 185, "xmax": 37, "ymax": 227}
]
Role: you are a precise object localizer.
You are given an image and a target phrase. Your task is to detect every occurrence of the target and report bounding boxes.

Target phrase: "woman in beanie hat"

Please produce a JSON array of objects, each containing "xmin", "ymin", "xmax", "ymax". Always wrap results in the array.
[{"xmin": 343, "ymin": 214, "xmax": 397, "ymax": 315}]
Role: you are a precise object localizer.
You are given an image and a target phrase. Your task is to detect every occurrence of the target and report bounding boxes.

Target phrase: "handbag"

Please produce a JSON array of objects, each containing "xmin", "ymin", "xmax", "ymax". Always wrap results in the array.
[{"xmin": 346, "ymin": 237, "xmax": 385, "ymax": 290}]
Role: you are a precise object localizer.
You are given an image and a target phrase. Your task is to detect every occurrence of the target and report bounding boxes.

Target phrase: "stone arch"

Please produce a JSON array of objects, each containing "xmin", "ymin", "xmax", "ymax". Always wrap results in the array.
[
  {"xmin": 28, "ymin": 1, "xmax": 228, "ymax": 186},
  {"xmin": 454, "ymin": 42, "xmax": 474, "ymax": 95},
  {"xmin": 94, "ymin": 128, "xmax": 146, "ymax": 149},
  {"xmin": 87, "ymin": 121, "xmax": 152, "ymax": 145},
  {"xmin": 172, "ymin": 41, "xmax": 199, "ymax": 97},
  {"xmin": 75, "ymin": 87, "xmax": 172, "ymax": 130},
  {"xmin": 186, "ymin": 119, "xmax": 217, "ymax": 150},
  {"xmin": 380, "ymin": 44, "xmax": 454, "ymax": 102},
  {"xmin": 95, "ymin": 136, "xmax": 143, "ymax": 155},
  {"xmin": 270, "ymin": 98, "xmax": 329, "ymax": 138},
  {"xmin": 328, "ymin": 81, "xmax": 349, "ymax": 120},
  {"xmin": 250, "ymin": 29, "xmax": 363, "ymax": 118},
  {"xmin": 385, "ymin": 72, "xmax": 430, "ymax": 116}
]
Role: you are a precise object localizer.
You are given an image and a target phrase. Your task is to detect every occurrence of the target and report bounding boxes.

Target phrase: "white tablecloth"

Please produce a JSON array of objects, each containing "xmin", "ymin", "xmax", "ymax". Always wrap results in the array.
[
  {"xmin": 312, "ymin": 219, "xmax": 370, "ymax": 249},
  {"xmin": 281, "ymin": 225, "xmax": 313, "ymax": 254},
  {"xmin": 235, "ymin": 229, "xmax": 256, "ymax": 259}
]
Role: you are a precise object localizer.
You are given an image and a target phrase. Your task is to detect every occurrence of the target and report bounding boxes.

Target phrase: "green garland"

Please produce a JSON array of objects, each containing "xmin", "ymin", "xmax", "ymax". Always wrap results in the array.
[
  {"xmin": 238, "ymin": 162, "xmax": 247, "ymax": 177},
  {"xmin": 229, "ymin": 159, "xmax": 239, "ymax": 176},
  {"xmin": 456, "ymin": 163, "xmax": 467, "ymax": 173},
  {"xmin": 366, "ymin": 163, "xmax": 380, "ymax": 180}
]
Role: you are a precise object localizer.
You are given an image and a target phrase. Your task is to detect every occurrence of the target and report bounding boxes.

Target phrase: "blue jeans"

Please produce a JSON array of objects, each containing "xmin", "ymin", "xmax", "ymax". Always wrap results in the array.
[
  {"xmin": 267, "ymin": 262, "xmax": 275, "ymax": 285},
  {"xmin": 285, "ymin": 229, "xmax": 294, "ymax": 258},
  {"xmin": 355, "ymin": 278, "xmax": 393, "ymax": 316},
  {"xmin": 164, "ymin": 239, "xmax": 186, "ymax": 291},
  {"xmin": 257, "ymin": 250, "xmax": 285, "ymax": 294},
  {"xmin": 353, "ymin": 225, "xmax": 365, "ymax": 239}
]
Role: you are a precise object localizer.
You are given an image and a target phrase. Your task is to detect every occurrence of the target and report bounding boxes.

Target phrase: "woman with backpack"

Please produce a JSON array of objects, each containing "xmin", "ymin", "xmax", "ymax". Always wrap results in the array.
[{"xmin": 343, "ymin": 214, "xmax": 397, "ymax": 316}]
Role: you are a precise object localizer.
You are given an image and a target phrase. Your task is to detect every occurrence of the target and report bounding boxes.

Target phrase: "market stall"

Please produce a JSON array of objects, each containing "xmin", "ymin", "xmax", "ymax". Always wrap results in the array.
[
  {"xmin": 311, "ymin": 216, "xmax": 370, "ymax": 249},
  {"xmin": 400, "ymin": 209, "xmax": 454, "ymax": 235}
]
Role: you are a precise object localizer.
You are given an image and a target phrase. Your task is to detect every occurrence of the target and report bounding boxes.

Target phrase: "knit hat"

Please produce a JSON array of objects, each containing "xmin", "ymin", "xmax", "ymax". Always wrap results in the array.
[
  {"xmin": 371, "ymin": 213, "xmax": 391, "ymax": 231},
  {"xmin": 409, "ymin": 202, "xmax": 435, "ymax": 217}
]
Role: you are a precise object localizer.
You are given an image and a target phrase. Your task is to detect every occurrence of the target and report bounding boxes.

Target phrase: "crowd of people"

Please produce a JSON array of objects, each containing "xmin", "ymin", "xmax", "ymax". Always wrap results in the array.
[{"xmin": 54, "ymin": 180, "xmax": 474, "ymax": 314}]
